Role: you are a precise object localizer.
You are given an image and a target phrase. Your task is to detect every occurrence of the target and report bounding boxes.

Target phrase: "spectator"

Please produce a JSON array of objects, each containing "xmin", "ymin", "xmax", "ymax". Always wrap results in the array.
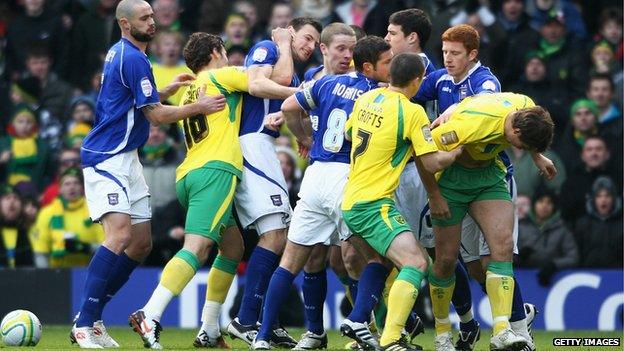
[
  {"xmin": 590, "ymin": 40, "xmax": 621, "ymax": 77},
  {"xmin": 233, "ymin": 0, "xmax": 262, "ymax": 42},
  {"xmin": 65, "ymin": 96, "xmax": 95, "ymax": 149},
  {"xmin": 222, "ymin": 13, "xmax": 252, "ymax": 52},
  {"xmin": 532, "ymin": 13, "xmax": 588, "ymax": 99},
  {"xmin": 560, "ymin": 136, "xmax": 620, "ymax": 222},
  {"xmin": 574, "ymin": 176, "xmax": 623, "ymax": 268},
  {"xmin": 276, "ymin": 146, "xmax": 301, "ymax": 209},
  {"xmin": 586, "ymin": 74, "xmax": 623, "ymax": 170},
  {"xmin": 40, "ymin": 147, "xmax": 80, "ymax": 206},
  {"xmin": 517, "ymin": 189, "xmax": 578, "ymax": 286},
  {"xmin": 153, "ymin": 0, "xmax": 184, "ymax": 33},
  {"xmin": 0, "ymin": 185, "xmax": 32, "ymax": 268},
  {"xmin": 9, "ymin": 76, "xmax": 42, "ymax": 126},
  {"xmin": 507, "ymin": 145, "xmax": 566, "ymax": 198},
  {"xmin": 554, "ymin": 99, "xmax": 600, "ymax": 173},
  {"xmin": 84, "ymin": 69, "xmax": 103, "ymax": 103},
  {"xmin": 151, "ymin": 30, "xmax": 192, "ymax": 106},
  {"xmin": 227, "ymin": 45, "xmax": 248, "ymax": 66},
  {"xmin": 30, "ymin": 167, "xmax": 103, "ymax": 268},
  {"xmin": 262, "ymin": 1, "xmax": 293, "ymax": 40},
  {"xmin": 593, "ymin": 8, "xmax": 623, "ymax": 62},
  {"xmin": 509, "ymin": 51, "xmax": 568, "ymax": 138},
  {"xmin": 494, "ymin": 0, "xmax": 540, "ymax": 87},
  {"xmin": 525, "ymin": 0, "xmax": 587, "ymax": 41},
  {"xmin": 0, "ymin": 105, "xmax": 52, "ymax": 190},
  {"xmin": 294, "ymin": 0, "xmax": 334, "ymax": 27},
  {"xmin": 5, "ymin": 0, "xmax": 67, "ymax": 80},
  {"xmin": 197, "ymin": 0, "xmax": 230, "ymax": 34},
  {"xmin": 67, "ymin": 0, "xmax": 118, "ymax": 91},
  {"xmin": 516, "ymin": 193, "xmax": 531, "ymax": 220},
  {"xmin": 140, "ymin": 125, "xmax": 179, "ymax": 213},
  {"xmin": 449, "ymin": 2, "xmax": 507, "ymax": 68}
]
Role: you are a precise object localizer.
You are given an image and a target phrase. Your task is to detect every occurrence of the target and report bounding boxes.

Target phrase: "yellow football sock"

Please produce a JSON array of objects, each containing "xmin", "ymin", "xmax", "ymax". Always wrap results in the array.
[
  {"xmin": 379, "ymin": 267, "xmax": 424, "ymax": 346},
  {"xmin": 206, "ymin": 255, "xmax": 238, "ymax": 303},
  {"xmin": 429, "ymin": 272, "xmax": 455, "ymax": 336},
  {"xmin": 486, "ymin": 261, "xmax": 515, "ymax": 335},
  {"xmin": 161, "ymin": 249, "xmax": 200, "ymax": 295},
  {"xmin": 382, "ymin": 268, "xmax": 399, "ymax": 306}
]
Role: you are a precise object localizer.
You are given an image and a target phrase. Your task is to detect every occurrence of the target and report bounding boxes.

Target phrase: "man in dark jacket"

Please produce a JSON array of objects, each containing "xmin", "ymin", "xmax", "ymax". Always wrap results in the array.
[
  {"xmin": 517, "ymin": 189, "xmax": 578, "ymax": 286},
  {"xmin": 574, "ymin": 176, "xmax": 623, "ymax": 268},
  {"xmin": 554, "ymin": 99, "xmax": 600, "ymax": 174},
  {"xmin": 560, "ymin": 136, "xmax": 621, "ymax": 222}
]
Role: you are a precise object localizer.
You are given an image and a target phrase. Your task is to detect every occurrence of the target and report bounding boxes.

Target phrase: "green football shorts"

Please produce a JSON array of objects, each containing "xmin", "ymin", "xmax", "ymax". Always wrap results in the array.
[{"xmin": 175, "ymin": 167, "xmax": 238, "ymax": 243}]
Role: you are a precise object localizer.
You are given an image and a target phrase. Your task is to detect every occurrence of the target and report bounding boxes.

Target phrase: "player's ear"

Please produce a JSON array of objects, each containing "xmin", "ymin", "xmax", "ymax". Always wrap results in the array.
[
  {"xmin": 408, "ymin": 32, "xmax": 418, "ymax": 45},
  {"xmin": 468, "ymin": 49, "xmax": 478, "ymax": 62},
  {"xmin": 288, "ymin": 26, "xmax": 296, "ymax": 38},
  {"xmin": 319, "ymin": 43, "xmax": 328, "ymax": 55}
]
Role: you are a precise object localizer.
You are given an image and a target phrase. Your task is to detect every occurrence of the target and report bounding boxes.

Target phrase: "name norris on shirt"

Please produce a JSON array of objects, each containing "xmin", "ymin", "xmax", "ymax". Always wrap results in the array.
[{"xmin": 331, "ymin": 83, "xmax": 364, "ymax": 101}]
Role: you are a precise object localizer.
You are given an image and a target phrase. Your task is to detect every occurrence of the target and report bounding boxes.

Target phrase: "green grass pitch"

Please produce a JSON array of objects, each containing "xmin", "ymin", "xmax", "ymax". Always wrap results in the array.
[{"xmin": 1, "ymin": 326, "xmax": 622, "ymax": 350}]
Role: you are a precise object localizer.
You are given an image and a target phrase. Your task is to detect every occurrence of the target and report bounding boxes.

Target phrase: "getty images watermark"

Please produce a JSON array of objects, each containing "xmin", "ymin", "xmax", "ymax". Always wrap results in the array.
[{"xmin": 553, "ymin": 338, "xmax": 621, "ymax": 347}]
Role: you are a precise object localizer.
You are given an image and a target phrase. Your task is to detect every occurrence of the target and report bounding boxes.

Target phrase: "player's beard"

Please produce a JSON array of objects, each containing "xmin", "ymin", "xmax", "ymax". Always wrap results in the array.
[{"xmin": 130, "ymin": 25, "xmax": 155, "ymax": 42}]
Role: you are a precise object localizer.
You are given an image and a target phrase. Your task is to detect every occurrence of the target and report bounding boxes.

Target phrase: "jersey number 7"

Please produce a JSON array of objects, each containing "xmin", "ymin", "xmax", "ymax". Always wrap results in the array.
[
  {"xmin": 353, "ymin": 128, "xmax": 371, "ymax": 162},
  {"xmin": 183, "ymin": 114, "xmax": 209, "ymax": 148}
]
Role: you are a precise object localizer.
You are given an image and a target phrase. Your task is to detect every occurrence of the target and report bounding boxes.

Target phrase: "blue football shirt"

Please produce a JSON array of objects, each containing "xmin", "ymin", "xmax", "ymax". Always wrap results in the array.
[
  {"xmin": 81, "ymin": 38, "xmax": 160, "ymax": 167},
  {"xmin": 294, "ymin": 71, "xmax": 379, "ymax": 164},
  {"xmin": 240, "ymin": 40, "xmax": 300, "ymax": 138}
]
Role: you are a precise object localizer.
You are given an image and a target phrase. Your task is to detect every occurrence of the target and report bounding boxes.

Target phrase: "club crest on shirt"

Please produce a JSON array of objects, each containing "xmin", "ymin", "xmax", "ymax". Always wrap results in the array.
[
  {"xmin": 141, "ymin": 77, "xmax": 153, "ymax": 97},
  {"xmin": 482, "ymin": 80, "xmax": 497, "ymax": 91},
  {"xmin": 440, "ymin": 131, "xmax": 459, "ymax": 145},
  {"xmin": 270, "ymin": 194, "xmax": 283, "ymax": 206},
  {"xmin": 421, "ymin": 125, "xmax": 433, "ymax": 143},
  {"xmin": 107, "ymin": 193, "xmax": 119, "ymax": 205},
  {"xmin": 252, "ymin": 47, "xmax": 268, "ymax": 62},
  {"xmin": 394, "ymin": 215, "xmax": 406, "ymax": 225}
]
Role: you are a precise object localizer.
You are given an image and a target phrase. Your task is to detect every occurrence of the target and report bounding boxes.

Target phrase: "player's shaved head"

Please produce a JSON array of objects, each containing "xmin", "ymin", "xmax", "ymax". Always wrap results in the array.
[{"xmin": 116, "ymin": 0, "xmax": 149, "ymax": 20}]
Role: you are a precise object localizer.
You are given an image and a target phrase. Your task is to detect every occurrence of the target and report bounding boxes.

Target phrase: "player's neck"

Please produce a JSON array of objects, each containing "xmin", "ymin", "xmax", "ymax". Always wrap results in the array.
[
  {"xmin": 123, "ymin": 35, "xmax": 148, "ymax": 52},
  {"xmin": 387, "ymin": 85, "xmax": 412, "ymax": 98},
  {"xmin": 452, "ymin": 61, "xmax": 477, "ymax": 83}
]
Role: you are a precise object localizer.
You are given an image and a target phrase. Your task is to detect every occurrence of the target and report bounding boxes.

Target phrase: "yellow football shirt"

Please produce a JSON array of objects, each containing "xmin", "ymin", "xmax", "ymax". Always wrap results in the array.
[
  {"xmin": 176, "ymin": 66, "xmax": 249, "ymax": 181},
  {"xmin": 342, "ymin": 88, "xmax": 438, "ymax": 210},
  {"xmin": 431, "ymin": 92, "xmax": 535, "ymax": 161},
  {"xmin": 152, "ymin": 63, "xmax": 193, "ymax": 106}
]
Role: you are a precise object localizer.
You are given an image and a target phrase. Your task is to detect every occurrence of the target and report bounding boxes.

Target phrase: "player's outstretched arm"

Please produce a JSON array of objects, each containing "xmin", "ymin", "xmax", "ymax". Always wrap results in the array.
[
  {"xmin": 530, "ymin": 151, "xmax": 557, "ymax": 180},
  {"xmin": 270, "ymin": 27, "xmax": 294, "ymax": 86},
  {"xmin": 415, "ymin": 158, "xmax": 450, "ymax": 219},
  {"xmin": 248, "ymin": 74, "xmax": 298, "ymax": 100},
  {"xmin": 281, "ymin": 95, "xmax": 311, "ymax": 144},
  {"xmin": 418, "ymin": 146, "xmax": 463, "ymax": 174},
  {"xmin": 142, "ymin": 87, "xmax": 226, "ymax": 125}
]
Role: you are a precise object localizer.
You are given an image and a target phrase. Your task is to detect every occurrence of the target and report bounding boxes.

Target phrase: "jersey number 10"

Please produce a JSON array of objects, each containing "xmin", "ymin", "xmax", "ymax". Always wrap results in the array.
[{"xmin": 183, "ymin": 114, "xmax": 209, "ymax": 148}]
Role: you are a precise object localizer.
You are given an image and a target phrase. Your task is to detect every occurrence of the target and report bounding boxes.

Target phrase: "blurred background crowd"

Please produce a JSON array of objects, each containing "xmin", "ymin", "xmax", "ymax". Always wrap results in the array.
[{"xmin": 0, "ymin": 0, "xmax": 621, "ymax": 289}]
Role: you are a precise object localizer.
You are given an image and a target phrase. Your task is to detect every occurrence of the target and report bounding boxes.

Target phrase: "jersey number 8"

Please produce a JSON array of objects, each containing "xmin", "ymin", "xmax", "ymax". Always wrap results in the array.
[
  {"xmin": 322, "ymin": 108, "xmax": 347, "ymax": 153},
  {"xmin": 183, "ymin": 114, "xmax": 209, "ymax": 148}
]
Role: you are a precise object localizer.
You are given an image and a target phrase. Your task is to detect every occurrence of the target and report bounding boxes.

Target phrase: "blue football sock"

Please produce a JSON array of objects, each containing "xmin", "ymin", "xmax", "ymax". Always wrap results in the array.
[
  {"xmin": 452, "ymin": 260, "xmax": 476, "ymax": 332},
  {"xmin": 348, "ymin": 278, "xmax": 359, "ymax": 305},
  {"xmin": 348, "ymin": 262, "xmax": 388, "ymax": 323},
  {"xmin": 303, "ymin": 269, "xmax": 327, "ymax": 335},
  {"xmin": 510, "ymin": 278, "xmax": 527, "ymax": 322},
  {"xmin": 95, "ymin": 252, "xmax": 140, "ymax": 320},
  {"xmin": 257, "ymin": 267, "xmax": 294, "ymax": 342},
  {"xmin": 238, "ymin": 246, "xmax": 279, "ymax": 325},
  {"xmin": 76, "ymin": 246, "xmax": 118, "ymax": 327}
]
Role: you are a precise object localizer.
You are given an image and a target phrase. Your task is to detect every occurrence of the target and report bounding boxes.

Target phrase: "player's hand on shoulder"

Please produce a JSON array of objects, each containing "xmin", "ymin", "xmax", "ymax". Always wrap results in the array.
[
  {"xmin": 272, "ymin": 27, "xmax": 293, "ymax": 45},
  {"xmin": 429, "ymin": 194, "xmax": 451, "ymax": 219},
  {"xmin": 196, "ymin": 85, "xmax": 226, "ymax": 114},
  {"xmin": 264, "ymin": 111, "xmax": 284, "ymax": 131},
  {"xmin": 160, "ymin": 73, "xmax": 196, "ymax": 99}
]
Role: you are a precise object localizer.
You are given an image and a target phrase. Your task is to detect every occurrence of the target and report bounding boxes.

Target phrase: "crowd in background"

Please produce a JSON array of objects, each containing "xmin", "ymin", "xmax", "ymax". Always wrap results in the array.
[{"xmin": 0, "ymin": 0, "xmax": 621, "ymax": 287}]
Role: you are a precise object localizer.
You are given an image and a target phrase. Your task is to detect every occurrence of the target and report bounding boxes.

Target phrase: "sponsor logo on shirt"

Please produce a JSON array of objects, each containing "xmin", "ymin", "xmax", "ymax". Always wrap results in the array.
[
  {"xmin": 440, "ymin": 131, "xmax": 459, "ymax": 145},
  {"xmin": 481, "ymin": 80, "xmax": 497, "ymax": 91},
  {"xmin": 252, "ymin": 47, "xmax": 268, "ymax": 62},
  {"xmin": 421, "ymin": 125, "xmax": 433, "ymax": 143},
  {"xmin": 141, "ymin": 77, "xmax": 153, "ymax": 97}
]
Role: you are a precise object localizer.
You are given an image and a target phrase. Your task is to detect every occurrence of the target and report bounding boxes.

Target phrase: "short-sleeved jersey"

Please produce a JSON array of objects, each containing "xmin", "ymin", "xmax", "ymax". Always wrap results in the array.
[
  {"xmin": 342, "ymin": 88, "xmax": 438, "ymax": 210},
  {"xmin": 295, "ymin": 71, "xmax": 379, "ymax": 164},
  {"xmin": 81, "ymin": 38, "xmax": 160, "ymax": 167},
  {"xmin": 414, "ymin": 61, "xmax": 500, "ymax": 112},
  {"xmin": 240, "ymin": 40, "xmax": 300, "ymax": 138},
  {"xmin": 176, "ymin": 66, "xmax": 249, "ymax": 181},
  {"xmin": 419, "ymin": 52, "xmax": 436, "ymax": 77},
  {"xmin": 432, "ymin": 93, "xmax": 535, "ymax": 161},
  {"xmin": 304, "ymin": 65, "xmax": 325, "ymax": 82}
]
